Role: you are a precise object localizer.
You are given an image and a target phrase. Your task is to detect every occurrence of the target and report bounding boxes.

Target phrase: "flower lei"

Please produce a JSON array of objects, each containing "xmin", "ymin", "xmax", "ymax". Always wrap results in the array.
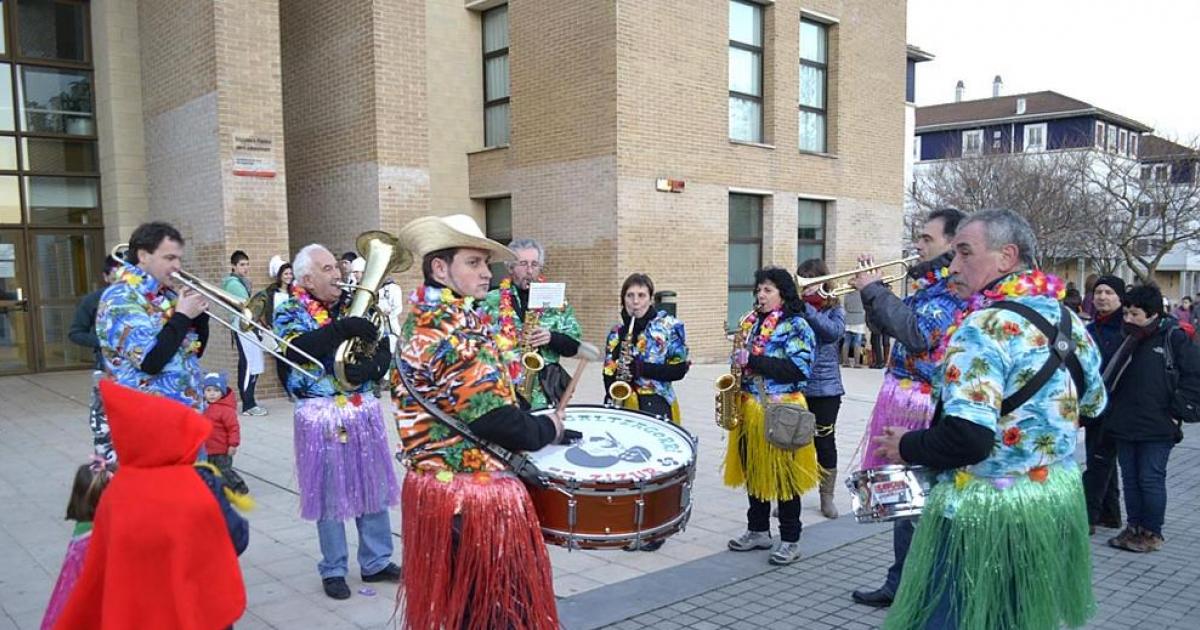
[
  {"xmin": 603, "ymin": 314, "xmax": 652, "ymax": 376},
  {"xmin": 117, "ymin": 264, "xmax": 204, "ymax": 356},
  {"xmin": 910, "ymin": 264, "xmax": 952, "ymax": 292},
  {"xmin": 938, "ymin": 270, "xmax": 1065, "ymax": 354},
  {"xmin": 740, "ymin": 308, "xmax": 784, "ymax": 356},
  {"xmin": 293, "ymin": 287, "xmax": 333, "ymax": 328}
]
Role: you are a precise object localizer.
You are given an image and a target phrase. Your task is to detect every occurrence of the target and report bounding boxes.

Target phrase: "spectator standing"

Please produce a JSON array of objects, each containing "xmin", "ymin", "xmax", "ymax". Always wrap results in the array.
[
  {"xmin": 69, "ymin": 255, "xmax": 122, "ymax": 462},
  {"xmin": 221, "ymin": 251, "xmax": 266, "ymax": 417},
  {"xmin": 842, "ymin": 290, "xmax": 866, "ymax": 367},
  {"xmin": 1081, "ymin": 275, "xmax": 1126, "ymax": 533}
]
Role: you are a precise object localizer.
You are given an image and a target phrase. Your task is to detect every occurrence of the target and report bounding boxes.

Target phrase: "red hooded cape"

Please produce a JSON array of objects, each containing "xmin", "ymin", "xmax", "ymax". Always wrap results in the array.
[{"xmin": 55, "ymin": 381, "xmax": 246, "ymax": 630}]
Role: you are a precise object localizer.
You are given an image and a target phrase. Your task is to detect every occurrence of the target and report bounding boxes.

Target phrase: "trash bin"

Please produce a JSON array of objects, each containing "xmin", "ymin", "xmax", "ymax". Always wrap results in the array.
[{"xmin": 654, "ymin": 291, "xmax": 677, "ymax": 317}]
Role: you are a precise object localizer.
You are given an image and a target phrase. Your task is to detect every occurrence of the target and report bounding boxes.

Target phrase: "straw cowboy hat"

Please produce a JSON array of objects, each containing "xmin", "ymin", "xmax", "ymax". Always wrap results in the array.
[{"xmin": 398, "ymin": 214, "xmax": 515, "ymax": 262}]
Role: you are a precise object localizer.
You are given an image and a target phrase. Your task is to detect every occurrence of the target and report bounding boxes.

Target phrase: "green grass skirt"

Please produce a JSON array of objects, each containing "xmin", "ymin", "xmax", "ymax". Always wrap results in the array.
[{"xmin": 884, "ymin": 463, "xmax": 1094, "ymax": 630}]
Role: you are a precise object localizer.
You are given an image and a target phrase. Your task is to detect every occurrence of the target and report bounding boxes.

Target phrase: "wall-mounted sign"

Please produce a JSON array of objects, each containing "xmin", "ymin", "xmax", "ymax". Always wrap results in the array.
[
  {"xmin": 655, "ymin": 178, "xmax": 685, "ymax": 193},
  {"xmin": 232, "ymin": 131, "xmax": 276, "ymax": 178}
]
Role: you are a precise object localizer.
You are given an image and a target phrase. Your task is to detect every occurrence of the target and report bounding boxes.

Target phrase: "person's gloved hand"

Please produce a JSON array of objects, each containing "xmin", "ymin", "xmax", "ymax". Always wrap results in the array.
[
  {"xmin": 370, "ymin": 344, "xmax": 393, "ymax": 381},
  {"xmin": 333, "ymin": 316, "xmax": 377, "ymax": 343}
]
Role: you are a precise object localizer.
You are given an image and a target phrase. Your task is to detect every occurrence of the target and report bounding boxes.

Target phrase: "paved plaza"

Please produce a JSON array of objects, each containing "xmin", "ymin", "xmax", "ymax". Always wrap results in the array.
[{"xmin": 2, "ymin": 366, "xmax": 1198, "ymax": 629}]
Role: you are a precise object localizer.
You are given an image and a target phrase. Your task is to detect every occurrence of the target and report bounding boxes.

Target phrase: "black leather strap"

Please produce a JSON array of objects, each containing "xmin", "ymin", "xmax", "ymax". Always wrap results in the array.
[{"xmin": 988, "ymin": 301, "xmax": 1085, "ymax": 416}]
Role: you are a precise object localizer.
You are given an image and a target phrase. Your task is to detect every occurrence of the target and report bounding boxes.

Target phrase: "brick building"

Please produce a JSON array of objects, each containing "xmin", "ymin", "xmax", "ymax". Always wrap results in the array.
[{"xmin": 1, "ymin": 0, "xmax": 909, "ymax": 386}]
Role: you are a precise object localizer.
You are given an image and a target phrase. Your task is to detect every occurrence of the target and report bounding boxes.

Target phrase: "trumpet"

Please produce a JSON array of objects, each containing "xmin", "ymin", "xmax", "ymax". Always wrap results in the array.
[
  {"xmin": 169, "ymin": 268, "xmax": 325, "ymax": 381},
  {"xmin": 607, "ymin": 314, "xmax": 636, "ymax": 402},
  {"xmin": 796, "ymin": 255, "xmax": 919, "ymax": 299}
]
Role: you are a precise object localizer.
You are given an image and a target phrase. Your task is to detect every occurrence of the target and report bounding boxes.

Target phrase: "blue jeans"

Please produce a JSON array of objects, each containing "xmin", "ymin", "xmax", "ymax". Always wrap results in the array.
[
  {"xmin": 316, "ymin": 510, "xmax": 394, "ymax": 578},
  {"xmin": 883, "ymin": 517, "xmax": 916, "ymax": 595},
  {"xmin": 1116, "ymin": 440, "xmax": 1173, "ymax": 536}
]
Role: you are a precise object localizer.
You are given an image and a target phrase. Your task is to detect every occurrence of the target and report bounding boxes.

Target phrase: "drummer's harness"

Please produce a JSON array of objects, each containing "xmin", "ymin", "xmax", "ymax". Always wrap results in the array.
[{"xmin": 396, "ymin": 360, "xmax": 550, "ymax": 488}]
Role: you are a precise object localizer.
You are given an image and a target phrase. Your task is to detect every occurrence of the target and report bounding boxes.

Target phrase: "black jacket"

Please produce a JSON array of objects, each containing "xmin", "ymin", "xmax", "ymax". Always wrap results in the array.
[
  {"xmin": 1085, "ymin": 310, "xmax": 1124, "ymax": 372},
  {"xmin": 1106, "ymin": 318, "xmax": 1200, "ymax": 442},
  {"xmin": 69, "ymin": 288, "xmax": 105, "ymax": 369}
]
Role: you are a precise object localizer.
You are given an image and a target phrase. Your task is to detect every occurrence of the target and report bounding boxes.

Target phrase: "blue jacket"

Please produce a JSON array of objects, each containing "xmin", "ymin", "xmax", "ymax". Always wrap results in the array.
[
  {"xmin": 802, "ymin": 303, "xmax": 846, "ymax": 398},
  {"xmin": 1085, "ymin": 310, "xmax": 1124, "ymax": 372}
]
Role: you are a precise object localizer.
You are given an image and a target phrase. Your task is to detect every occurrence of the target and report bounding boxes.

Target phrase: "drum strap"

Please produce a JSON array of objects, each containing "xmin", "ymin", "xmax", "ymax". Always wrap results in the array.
[
  {"xmin": 987, "ymin": 301, "xmax": 1086, "ymax": 417},
  {"xmin": 395, "ymin": 361, "xmax": 549, "ymax": 488}
]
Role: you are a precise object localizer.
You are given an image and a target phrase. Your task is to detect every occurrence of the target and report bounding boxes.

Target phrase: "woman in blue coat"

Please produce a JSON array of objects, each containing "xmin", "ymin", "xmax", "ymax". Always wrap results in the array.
[{"xmin": 797, "ymin": 258, "xmax": 846, "ymax": 518}]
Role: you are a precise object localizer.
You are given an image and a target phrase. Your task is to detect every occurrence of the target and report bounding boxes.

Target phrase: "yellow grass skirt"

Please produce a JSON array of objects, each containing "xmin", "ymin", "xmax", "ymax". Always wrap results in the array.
[
  {"xmin": 722, "ymin": 392, "xmax": 820, "ymax": 501},
  {"xmin": 621, "ymin": 392, "xmax": 682, "ymax": 426}
]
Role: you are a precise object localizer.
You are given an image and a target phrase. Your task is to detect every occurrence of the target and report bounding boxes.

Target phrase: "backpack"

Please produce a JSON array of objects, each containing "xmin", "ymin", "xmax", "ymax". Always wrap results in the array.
[{"xmin": 1162, "ymin": 324, "xmax": 1200, "ymax": 425}]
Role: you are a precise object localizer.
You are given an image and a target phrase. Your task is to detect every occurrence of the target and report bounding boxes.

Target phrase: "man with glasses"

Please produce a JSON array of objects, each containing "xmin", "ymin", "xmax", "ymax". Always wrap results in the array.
[{"xmin": 482, "ymin": 237, "xmax": 581, "ymax": 410}]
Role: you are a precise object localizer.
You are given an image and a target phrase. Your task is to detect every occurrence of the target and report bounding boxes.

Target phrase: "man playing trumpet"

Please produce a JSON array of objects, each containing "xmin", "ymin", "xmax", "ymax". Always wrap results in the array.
[
  {"xmin": 849, "ymin": 208, "xmax": 967, "ymax": 608},
  {"xmin": 97, "ymin": 222, "xmax": 210, "ymax": 417},
  {"xmin": 482, "ymin": 237, "xmax": 581, "ymax": 410}
]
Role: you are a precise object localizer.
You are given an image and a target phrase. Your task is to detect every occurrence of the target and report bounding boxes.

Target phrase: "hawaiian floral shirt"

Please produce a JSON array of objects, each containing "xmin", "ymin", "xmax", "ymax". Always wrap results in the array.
[
  {"xmin": 273, "ymin": 288, "xmax": 372, "ymax": 398},
  {"xmin": 96, "ymin": 262, "xmax": 204, "ymax": 410},
  {"xmin": 935, "ymin": 273, "xmax": 1106, "ymax": 481},
  {"xmin": 889, "ymin": 267, "xmax": 965, "ymax": 385},
  {"xmin": 481, "ymin": 278, "xmax": 582, "ymax": 409},
  {"xmin": 394, "ymin": 285, "xmax": 517, "ymax": 474},
  {"xmin": 602, "ymin": 310, "xmax": 689, "ymax": 405},
  {"xmin": 737, "ymin": 309, "xmax": 815, "ymax": 399}
]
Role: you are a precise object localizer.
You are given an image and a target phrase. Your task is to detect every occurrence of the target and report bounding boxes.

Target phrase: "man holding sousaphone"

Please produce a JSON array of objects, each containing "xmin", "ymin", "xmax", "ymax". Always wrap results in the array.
[
  {"xmin": 482, "ymin": 237, "xmax": 582, "ymax": 410},
  {"xmin": 848, "ymin": 208, "xmax": 967, "ymax": 608},
  {"xmin": 273, "ymin": 242, "xmax": 402, "ymax": 600},
  {"xmin": 392, "ymin": 214, "xmax": 565, "ymax": 630}
]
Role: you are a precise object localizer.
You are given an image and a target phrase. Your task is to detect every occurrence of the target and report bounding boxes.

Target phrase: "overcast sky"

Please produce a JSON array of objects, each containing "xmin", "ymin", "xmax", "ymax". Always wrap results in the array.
[{"xmin": 908, "ymin": 0, "xmax": 1200, "ymax": 141}]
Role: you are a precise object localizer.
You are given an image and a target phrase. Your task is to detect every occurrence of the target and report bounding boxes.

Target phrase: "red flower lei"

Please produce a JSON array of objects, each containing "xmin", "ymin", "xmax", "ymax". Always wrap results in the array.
[
  {"xmin": 740, "ymin": 308, "xmax": 784, "ymax": 356},
  {"xmin": 294, "ymin": 287, "xmax": 333, "ymax": 328},
  {"xmin": 938, "ymin": 270, "xmax": 1067, "ymax": 355}
]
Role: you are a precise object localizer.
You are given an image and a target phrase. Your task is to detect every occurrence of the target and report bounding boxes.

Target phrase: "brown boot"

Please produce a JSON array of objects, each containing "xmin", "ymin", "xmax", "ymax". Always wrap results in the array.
[
  {"xmin": 1109, "ymin": 526, "xmax": 1146, "ymax": 552},
  {"xmin": 819, "ymin": 468, "xmax": 838, "ymax": 519}
]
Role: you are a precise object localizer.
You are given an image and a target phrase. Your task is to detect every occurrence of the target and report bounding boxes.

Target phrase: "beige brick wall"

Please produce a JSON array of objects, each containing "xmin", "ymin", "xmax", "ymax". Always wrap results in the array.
[{"xmin": 427, "ymin": 0, "xmax": 481, "ymax": 216}]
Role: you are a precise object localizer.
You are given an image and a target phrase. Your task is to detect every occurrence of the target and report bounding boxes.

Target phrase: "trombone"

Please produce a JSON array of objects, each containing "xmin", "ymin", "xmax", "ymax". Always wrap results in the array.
[
  {"xmin": 796, "ymin": 255, "xmax": 920, "ymax": 299},
  {"xmin": 110, "ymin": 242, "xmax": 323, "ymax": 381}
]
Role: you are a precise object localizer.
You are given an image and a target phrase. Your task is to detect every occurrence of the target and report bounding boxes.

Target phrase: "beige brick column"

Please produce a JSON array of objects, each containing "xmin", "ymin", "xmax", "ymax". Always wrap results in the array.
[{"xmin": 137, "ymin": 0, "xmax": 290, "ymax": 396}]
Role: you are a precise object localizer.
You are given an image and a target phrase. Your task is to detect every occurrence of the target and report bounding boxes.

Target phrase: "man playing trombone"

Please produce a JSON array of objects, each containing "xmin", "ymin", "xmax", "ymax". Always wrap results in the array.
[
  {"xmin": 848, "ymin": 208, "xmax": 967, "ymax": 608},
  {"xmin": 97, "ymin": 222, "xmax": 211, "ymax": 417}
]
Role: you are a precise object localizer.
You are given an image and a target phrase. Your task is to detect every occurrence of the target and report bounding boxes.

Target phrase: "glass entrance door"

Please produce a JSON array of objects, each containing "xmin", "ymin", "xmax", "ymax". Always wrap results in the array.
[
  {"xmin": 0, "ymin": 230, "xmax": 32, "ymax": 374},
  {"xmin": 30, "ymin": 230, "xmax": 101, "ymax": 370}
]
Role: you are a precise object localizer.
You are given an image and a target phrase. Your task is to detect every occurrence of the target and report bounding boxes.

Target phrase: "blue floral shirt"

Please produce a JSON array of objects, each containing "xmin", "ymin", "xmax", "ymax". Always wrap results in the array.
[
  {"xmin": 273, "ymin": 291, "xmax": 372, "ymax": 398},
  {"xmin": 96, "ymin": 262, "xmax": 204, "ymax": 410},
  {"xmin": 602, "ymin": 310, "xmax": 689, "ymax": 404},
  {"xmin": 935, "ymin": 293, "xmax": 1107, "ymax": 479},
  {"xmin": 889, "ymin": 276, "xmax": 964, "ymax": 384},
  {"xmin": 739, "ymin": 311, "xmax": 815, "ymax": 399}
]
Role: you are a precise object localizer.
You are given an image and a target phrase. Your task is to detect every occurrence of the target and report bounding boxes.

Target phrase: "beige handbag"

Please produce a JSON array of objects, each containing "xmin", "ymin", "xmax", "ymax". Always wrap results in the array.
[{"xmin": 755, "ymin": 377, "xmax": 816, "ymax": 450}]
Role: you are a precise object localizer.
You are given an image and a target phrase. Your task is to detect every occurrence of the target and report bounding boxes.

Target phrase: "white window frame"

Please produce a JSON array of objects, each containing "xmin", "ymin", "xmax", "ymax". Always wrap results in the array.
[
  {"xmin": 1153, "ymin": 164, "xmax": 1171, "ymax": 182},
  {"xmin": 1129, "ymin": 134, "xmax": 1139, "ymax": 158},
  {"xmin": 962, "ymin": 129, "xmax": 983, "ymax": 156},
  {"xmin": 913, "ymin": 135, "xmax": 922, "ymax": 161},
  {"xmin": 1106, "ymin": 125, "xmax": 1118, "ymax": 152},
  {"xmin": 1094, "ymin": 121, "xmax": 1105, "ymax": 149},
  {"xmin": 1118, "ymin": 129, "xmax": 1128, "ymax": 154},
  {"xmin": 1023, "ymin": 123, "xmax": 1047, "ymax": 153}
]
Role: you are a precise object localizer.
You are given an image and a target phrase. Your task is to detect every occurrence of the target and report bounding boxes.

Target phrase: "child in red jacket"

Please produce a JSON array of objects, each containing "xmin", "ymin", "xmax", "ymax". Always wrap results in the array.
[{"xmin": 202, "ymin": 372, "xmax": 249, "ymax": 494}]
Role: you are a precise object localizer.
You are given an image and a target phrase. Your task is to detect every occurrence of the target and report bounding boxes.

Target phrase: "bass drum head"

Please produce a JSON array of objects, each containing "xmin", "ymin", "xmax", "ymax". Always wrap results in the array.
[{"xmin": 530, "ymin": 405, "xmax": 696, "ymax": 483}]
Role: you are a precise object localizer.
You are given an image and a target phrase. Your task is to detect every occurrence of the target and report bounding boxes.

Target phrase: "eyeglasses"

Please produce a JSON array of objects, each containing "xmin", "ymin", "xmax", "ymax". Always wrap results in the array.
[{"xmin": 514, "ymin": 261, "xmax": 543, "ymax": 270}]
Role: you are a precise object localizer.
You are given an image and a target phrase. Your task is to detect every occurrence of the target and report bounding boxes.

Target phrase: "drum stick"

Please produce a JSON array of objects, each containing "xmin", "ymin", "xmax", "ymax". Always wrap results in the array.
[{"xmin": 556, "ymin": 341, "xmax": 601, "ymax": 415}]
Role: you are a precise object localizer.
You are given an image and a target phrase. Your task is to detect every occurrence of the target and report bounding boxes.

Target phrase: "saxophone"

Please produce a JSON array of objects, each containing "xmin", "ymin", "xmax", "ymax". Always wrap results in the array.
[
  {"xmin": 714, "ymin": 329, "xmax": 745, "ymax": 430},
  {"xmin": 607, "ymin": 315, "xmax": 636, "ymax": 401},
  {"xmin": 517, "ymin": 308, "xmax": 545, "ymax": 402}
]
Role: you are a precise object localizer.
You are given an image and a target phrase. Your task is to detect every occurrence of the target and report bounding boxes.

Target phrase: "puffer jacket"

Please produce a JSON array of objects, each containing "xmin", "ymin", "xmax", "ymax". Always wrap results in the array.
[{"xmin": 802, "ymin": 302, "xmax": 846, "ymax": 398}]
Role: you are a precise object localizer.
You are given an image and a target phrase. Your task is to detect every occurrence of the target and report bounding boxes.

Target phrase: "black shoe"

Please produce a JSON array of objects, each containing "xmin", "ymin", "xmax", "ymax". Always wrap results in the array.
[
  {"xmin": 852, "ymin": 587, "xmax": 894, "ymax": 608},
  {"xmin": 362, "ymin": 562, "xmax": 402, "ymax": 583},
  {"xmin": 323, "ymin": 577, "xmax": 351, "ymax": 600},
  {"xmin": 639, "ymin": 540, "xmax": 665, "ymax": 552}
]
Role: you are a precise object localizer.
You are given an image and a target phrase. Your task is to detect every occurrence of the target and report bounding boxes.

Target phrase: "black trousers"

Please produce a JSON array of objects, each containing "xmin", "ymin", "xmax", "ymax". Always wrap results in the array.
[
  {"xmin": 1082, "ymin": 424, "xmax": 1122, "ymax": 525},
  {"xmin": 748, "ymin": 494, "xmax": 801, "ymax": 542},
  {"xmin": 233, "ymin": 333, "xmax": 258, "ymax": 412},
  {"xmin": 274, "ymin": 357, "xmax": 290, "ymax": 392},
  {"xmin": 870, "ymin": 331, "xmax": 890, "ymax": 367},
  {"xmin": 807, "ymin": 395, "xmax": 841, "ymax": 471}
]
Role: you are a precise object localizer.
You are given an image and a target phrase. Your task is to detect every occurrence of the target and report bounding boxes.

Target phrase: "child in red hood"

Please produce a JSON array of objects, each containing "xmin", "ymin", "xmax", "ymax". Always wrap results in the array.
[
  {"xmin": 202, "ymin": 371, "xmax": 249, "ymax": 494},
  {"xmin": 55, "ymin": 381, "xmax": 249, "ymax": 630}
]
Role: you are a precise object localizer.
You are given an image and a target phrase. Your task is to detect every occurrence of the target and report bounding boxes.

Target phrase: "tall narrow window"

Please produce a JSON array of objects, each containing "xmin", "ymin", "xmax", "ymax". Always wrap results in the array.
[
  {"xmin": 1023, "ymin": 123, "xmax": 1046, "ymax": 153},
  {"xmin": 797, "ymin": 199, "xmax": 826, "ymax": 263},
  {"xmin": 482, "ymin": 5, "xmax": 509, "ymax": 147},
  {"xmin": 798, "ymin": 18, "xmax": 828, "ymax": 153},
  {"xmin": 728, "ymin": 194, "xmax": 763, "ymax": 329},
  {"xmin": 728, "ymin": 1, "xmax": 763, "ymax": 142},
  {"xmin": 484, "ymin": 196, "xmax": 512, "ymax": 280}
]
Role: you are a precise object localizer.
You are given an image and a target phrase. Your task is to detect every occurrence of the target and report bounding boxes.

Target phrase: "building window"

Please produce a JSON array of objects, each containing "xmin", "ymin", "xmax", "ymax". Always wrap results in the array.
[
  {"xmin": 728, "ymin": 1, "xmax": 763, "ymax": 143},
  {"xmin": 797, "ymin": 199, "xmax": 826, "ymax": 263},
  {"xmin": 1129, "ymin": 134, "xmax": 1138, "ymax": 158},
  {"xmin": 1094, "ymin": 121, "xmax": 1105, "ymax": 148},
  {"xmin": 1118, "ymin": 129, "xmax": 1127, "ymax": 154},
  {"xmin": 798, "ymin": 18, "xmax": 828, "ymax": 153},
  {"xmin": 482, "ymin": 5, "xmax": 509, "ymax": 147},
  {"xmin": 484, "ymin": 196, "xmax": 512, "ymax": 280},
  {"xmin": 1106, "ymin": 125, "xmax": 1117, "ymax": 152},
  {"xmin": 991, "ymin": 129, "xmax": 1002, "ymax": 151},
  {"xmin": 1140, "ymin": 165, "xmax": 1152, "ymax": 181},
  {"xmin": 17, "ymin": 0, "xmax": 89, "ymax": 63},
  {"xmin": 728, "ymin": 193, "xmax": 763, "ymax": 329},
  {"xmin": 962, "ymin": 129, "xmax": 983, "ymax": 156},
  {"xmin": 912, "ymin": 135, "xmax": 921, "ymax": 161},
  {"xmin": 1153, "ymin": 164, "xmax": 1170, "ymax": 182},
  {"xmin": 19, "ymin": 66, "xmax": 93, "ymax": 136},
  {"xmin": 1023, "ymin": 123, "xmax": 1046, "ymax": 153}
]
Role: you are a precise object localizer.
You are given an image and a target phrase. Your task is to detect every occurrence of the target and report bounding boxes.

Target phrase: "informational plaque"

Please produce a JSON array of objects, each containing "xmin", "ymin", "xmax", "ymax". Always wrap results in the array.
[{"xmin": 527, "ymin": 282, "xmax": 566, "ymax": 309}]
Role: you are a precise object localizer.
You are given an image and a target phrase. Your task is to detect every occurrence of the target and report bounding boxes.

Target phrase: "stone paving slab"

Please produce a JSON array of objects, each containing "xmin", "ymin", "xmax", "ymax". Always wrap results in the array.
[{"xmin": 581, "ymin": 432, "xmax": 1200, "ymax": 630}]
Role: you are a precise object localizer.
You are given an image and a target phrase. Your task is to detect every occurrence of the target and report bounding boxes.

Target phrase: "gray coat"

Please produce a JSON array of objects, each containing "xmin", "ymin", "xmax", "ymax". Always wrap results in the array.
[{"xmin": 802, "ymin": 303, "xmax": 846, "ymax": 398}]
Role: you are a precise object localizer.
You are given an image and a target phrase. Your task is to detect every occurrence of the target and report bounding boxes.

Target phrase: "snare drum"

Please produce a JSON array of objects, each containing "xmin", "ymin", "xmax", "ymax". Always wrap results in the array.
[
  {"xmin": 846, "ymin": 466, "xmax": 933, "ymax": 524},
  {"xmin": 526, "ymin": 405, "xmax": 698, "ymax": 549}
]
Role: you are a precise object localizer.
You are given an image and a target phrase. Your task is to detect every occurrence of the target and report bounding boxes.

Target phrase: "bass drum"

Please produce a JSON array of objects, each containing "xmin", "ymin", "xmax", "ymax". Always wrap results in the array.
[{"xmin": 526, "ymin": 405, "xmax": 698, "ymax": 549}]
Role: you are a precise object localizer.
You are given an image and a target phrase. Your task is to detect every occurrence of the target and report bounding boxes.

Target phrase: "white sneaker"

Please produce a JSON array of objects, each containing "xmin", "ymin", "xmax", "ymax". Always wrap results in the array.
[
  {"xmin": 769, "ymin": 541, "xmax": 803, "ymax": 565},
  {"xmin": 243, "ymin": 406, "xmax": 268, "ymax": 417},
  {"xmin": 727, "ymin": 530, "xmax": 773, "ymax": 551}
]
